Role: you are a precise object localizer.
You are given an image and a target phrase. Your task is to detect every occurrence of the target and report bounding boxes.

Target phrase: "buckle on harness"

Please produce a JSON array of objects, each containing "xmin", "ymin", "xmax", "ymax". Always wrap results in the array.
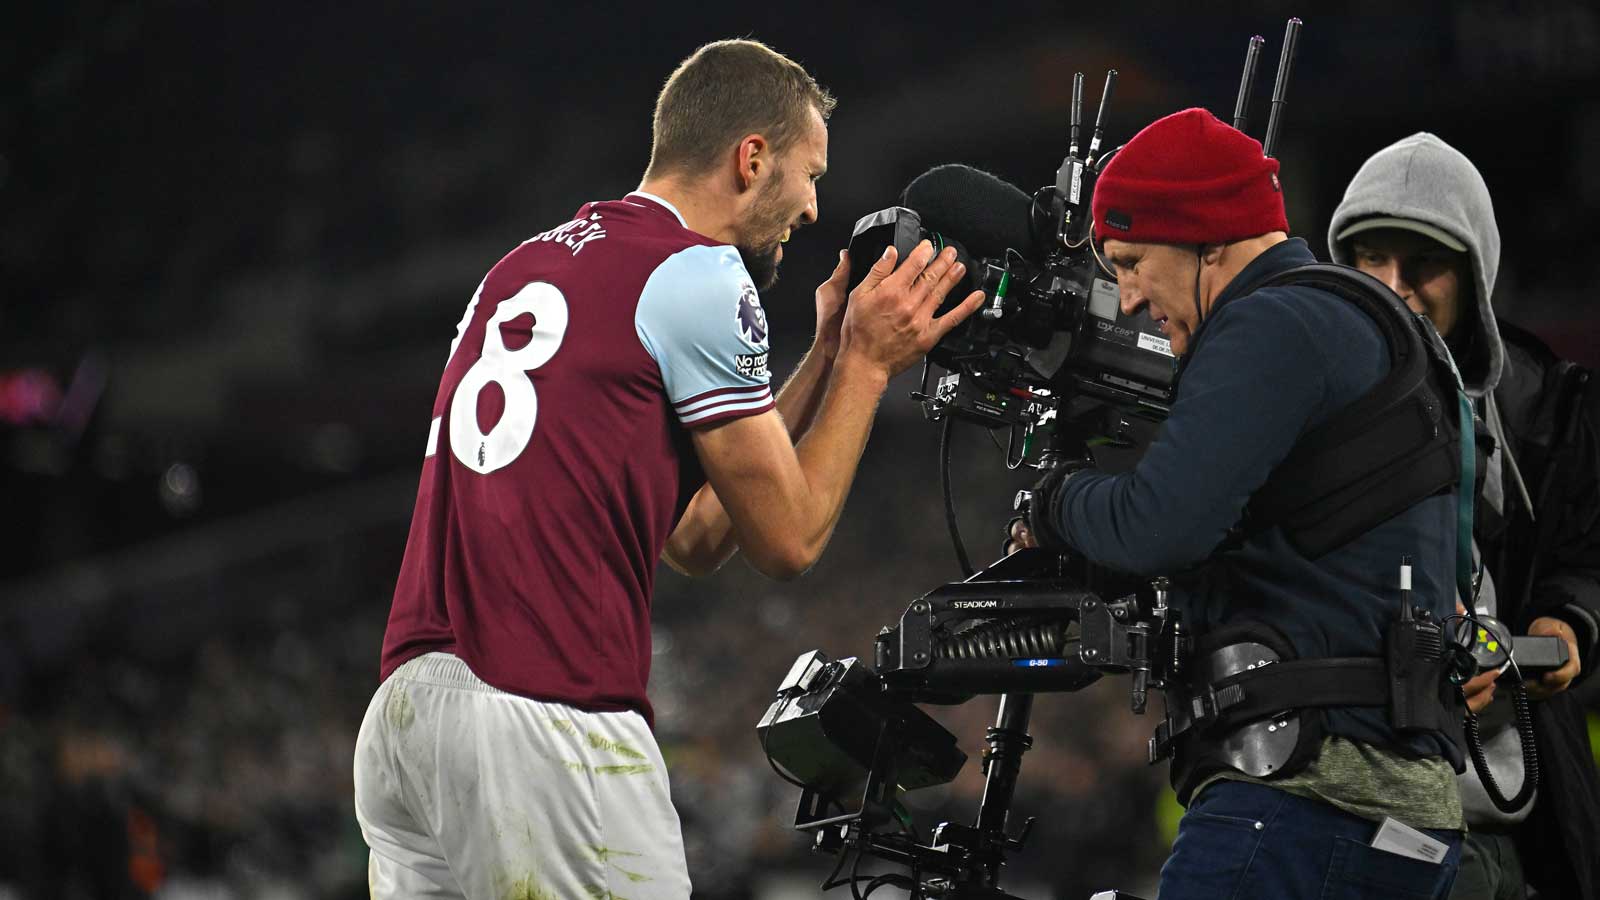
[
  {"xmin": 1192, "ymin": 682, "xmax": 1246, "ymax": 726},
  {"xmin": 1148, "ymin": 681, "xmax": 1248, "ymax": 763}
]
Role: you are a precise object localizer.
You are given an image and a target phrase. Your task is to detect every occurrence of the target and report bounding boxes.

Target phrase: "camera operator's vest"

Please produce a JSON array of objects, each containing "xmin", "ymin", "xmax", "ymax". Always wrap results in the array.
[
  {"xmin": 1155, "ymin": 263, "xmax": 1472, "ymax": 802},
  {"xmin": 1241, "ymin": 265, "xmax": 1468, "ymax": 559}
]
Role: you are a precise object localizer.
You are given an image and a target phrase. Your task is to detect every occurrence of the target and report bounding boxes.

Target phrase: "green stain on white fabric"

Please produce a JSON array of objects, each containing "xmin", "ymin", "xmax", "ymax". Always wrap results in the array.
[
  {"xmin": 586, "ymin": 733, "xmax": 647, "ymax": 759},
  {"xmin": 594, "ymin": 764, "xmax": 653, "ymax": 776},
  {"xmin": 503, "ymin": 875, "xmax": 556, "ymax": 900},
  {"xmin": 384, "ymin": 688, "xmax": 415, "ymax": 730},
  {"xmin": 587, "ymin": 845, "xmax": 643, "ymax": 863}
]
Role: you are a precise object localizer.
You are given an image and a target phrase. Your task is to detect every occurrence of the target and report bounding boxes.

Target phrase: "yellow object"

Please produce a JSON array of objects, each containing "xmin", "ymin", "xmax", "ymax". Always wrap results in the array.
[{"xmin": 1157, "ymin": 784, "xmax": 1185, "ymax": 846}]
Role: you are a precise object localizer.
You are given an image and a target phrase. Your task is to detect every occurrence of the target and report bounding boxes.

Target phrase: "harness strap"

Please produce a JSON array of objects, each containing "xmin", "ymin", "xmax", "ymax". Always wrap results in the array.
[{"xmin": 1151, "ymin": 657, "xmax": 1388, "ymax": 761}]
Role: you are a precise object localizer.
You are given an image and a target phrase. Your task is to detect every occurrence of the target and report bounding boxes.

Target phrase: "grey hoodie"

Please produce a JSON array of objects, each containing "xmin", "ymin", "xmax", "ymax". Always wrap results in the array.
[
  {"xmin": 1329, "ymin": 132, "xmax": 1503, "ymax": 396},
  {"xmin": 1330, "ymin": 133, "xmax": 1534, "ymax": 826},
  {"xmin": 1328, "ymin": 133, "xmax": 1538, "ymax": 522}
]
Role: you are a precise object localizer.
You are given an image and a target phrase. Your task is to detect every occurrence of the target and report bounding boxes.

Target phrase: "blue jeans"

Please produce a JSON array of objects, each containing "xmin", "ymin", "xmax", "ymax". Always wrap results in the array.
[{"xmin": 1158, "ymin": 781, "xmax": 1462, "ymax": 900}]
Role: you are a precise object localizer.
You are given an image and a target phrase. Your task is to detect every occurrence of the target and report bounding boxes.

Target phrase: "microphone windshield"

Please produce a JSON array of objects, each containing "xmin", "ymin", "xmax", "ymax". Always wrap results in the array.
[{"xmin": 902, "ymin": 164, "xmax": 1038, "ymax": 260}]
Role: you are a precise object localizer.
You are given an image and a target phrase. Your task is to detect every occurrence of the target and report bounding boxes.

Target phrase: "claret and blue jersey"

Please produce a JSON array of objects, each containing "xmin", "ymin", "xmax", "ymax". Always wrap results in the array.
[{"xmin": 381, "ymin": 192, "xmax": 773, "ymax": 726}]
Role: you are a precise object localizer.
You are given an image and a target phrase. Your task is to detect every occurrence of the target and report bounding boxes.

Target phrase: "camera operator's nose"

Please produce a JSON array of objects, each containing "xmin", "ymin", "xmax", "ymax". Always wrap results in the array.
[{"xmin": 1118, "ymin": 282, "xmax": 1146, "ymax": 316}]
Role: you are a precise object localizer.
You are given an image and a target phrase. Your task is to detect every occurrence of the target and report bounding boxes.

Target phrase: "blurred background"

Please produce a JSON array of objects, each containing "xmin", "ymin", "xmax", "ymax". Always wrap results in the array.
[{"xmin": 3, "ymin": 1, "xmax": 1598, "ymax": 897}]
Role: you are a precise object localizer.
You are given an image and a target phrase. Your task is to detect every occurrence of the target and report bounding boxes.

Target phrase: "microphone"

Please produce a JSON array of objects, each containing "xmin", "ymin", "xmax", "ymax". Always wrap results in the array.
[{"xmin": 901, "ymin": 164, "xmax": 1039, "ymax": 261}]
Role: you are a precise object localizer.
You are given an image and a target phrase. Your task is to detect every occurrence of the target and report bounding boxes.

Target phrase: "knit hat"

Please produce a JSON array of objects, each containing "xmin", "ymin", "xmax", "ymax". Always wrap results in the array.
[{"xmin": 1092, "ymin": 108, "xmax": 1288, "ymax": 245}]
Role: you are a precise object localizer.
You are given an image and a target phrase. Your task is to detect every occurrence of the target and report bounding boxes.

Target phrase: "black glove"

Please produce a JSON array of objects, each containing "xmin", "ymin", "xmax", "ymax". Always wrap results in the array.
[{"xmin": 1013, "ymin": 460, "xmax": 1091, "ymax": 551}]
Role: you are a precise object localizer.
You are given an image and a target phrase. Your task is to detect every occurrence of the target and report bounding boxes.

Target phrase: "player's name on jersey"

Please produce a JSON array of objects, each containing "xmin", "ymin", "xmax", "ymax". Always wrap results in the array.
[{"xmin": 529, "ymin": 213, "xmax": 608, "ymax": 256}]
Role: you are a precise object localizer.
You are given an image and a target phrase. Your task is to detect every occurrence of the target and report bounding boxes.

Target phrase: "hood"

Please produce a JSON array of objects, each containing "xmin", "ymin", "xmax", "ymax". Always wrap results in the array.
[{"xmin": 1328, "ymin": 133, "xmax": 1503, "ymax": 396}]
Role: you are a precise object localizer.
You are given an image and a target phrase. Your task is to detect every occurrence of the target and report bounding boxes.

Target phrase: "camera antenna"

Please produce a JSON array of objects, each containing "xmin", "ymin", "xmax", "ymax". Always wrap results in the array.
[
  {"xmin": 1068, "ymin": 72, "xmax": 1085, "ymax": 159},
  {"xmin": 1054, "ymin": 72, "xmax": 1090, "ymax": 248},
  {"xmin": 1261, "ymin": 17, "xmax": 1303, "ymax": 159},
  {"xmin": 1232, "ymin": 35, "xmax": 1265, "ymax": 132},
  {"xmin": 1084, "ymin": 69, "xmax": 1117, "ymax": 168}
]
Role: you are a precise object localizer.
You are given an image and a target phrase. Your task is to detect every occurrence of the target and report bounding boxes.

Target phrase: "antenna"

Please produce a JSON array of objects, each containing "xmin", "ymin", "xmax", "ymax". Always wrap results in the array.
[
  {"xmin": 1068, "ymin": 72, "xmax": 1085, "ymax": 159},
  {"xmin": 1054, "ymin": 72, "xmax": 1091, "ymax": 247},
  {"xmin": 1261, "ymin": 17, "xmax": 1303, "ymax": 159},
  {"xmin": 1085, "ymin": 69, "xmax": 1117, "ymax": 167},
  {"xmin": 1232, "ymin": 35, "xmax": 1265, "ymax": 132}
]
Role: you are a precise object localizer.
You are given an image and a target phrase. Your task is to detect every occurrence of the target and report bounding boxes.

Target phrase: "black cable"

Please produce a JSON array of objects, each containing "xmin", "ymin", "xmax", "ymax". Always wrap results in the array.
[
  {"xmin": 863, "ymin": 874, "xmax": 918, "ymax": 897},
  {"xmin": 1093, "ymin": 143, "xmax": 1126, "ymax": 172},
  {"xmin": 849, "ymin": 845, "xmax": 867, "ymax": 900},
  {"xmin": 1447, "ymin": 611, "xmax": 1541, "ymax": 813},
  {"xmin": 820, "ymin": 845, "xmax": 855, "ymax": 891},
  {"xmin": 1191, "ymin": 244, "xmax": 1205, "ymax": 329},
  {"xmin": 941, "ymin": 416, "xmax": 975, "ymax": 577},
  {"xmin": 1029, "ymin": 185, "xmax": 1058, "ymax": 248},
  {"xmin": 1463, "ymin": 682, "xmax": 1540, "ymax": 814}
]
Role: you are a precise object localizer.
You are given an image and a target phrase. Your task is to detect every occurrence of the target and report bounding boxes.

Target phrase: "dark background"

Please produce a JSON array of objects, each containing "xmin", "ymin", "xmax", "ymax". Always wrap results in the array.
[{"xmin": 2, "ymin": 1, "xmax": 1598, "ymax": 897}]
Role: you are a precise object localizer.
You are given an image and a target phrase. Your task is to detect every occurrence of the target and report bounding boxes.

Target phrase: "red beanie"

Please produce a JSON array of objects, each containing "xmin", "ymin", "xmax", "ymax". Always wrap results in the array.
[{"xmin": 1091, "ymin": 108, "xmax": 1288, "ymax": 245}]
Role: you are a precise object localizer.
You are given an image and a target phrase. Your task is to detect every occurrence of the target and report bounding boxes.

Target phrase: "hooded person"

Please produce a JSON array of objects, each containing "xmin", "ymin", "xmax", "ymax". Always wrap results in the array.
[{"xmin": 1331, "ymin": 132, "xmax": 1600, "ymax": 900}]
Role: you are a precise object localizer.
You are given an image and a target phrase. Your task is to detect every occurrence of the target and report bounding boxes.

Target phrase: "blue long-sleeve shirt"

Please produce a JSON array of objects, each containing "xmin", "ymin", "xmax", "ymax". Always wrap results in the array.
[{"xmin": 1053, "ymin": 238, "xmax": 1458, "ymax": 758}]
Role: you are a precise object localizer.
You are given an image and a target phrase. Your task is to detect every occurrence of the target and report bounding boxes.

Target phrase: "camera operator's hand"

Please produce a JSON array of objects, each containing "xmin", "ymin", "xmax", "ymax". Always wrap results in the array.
[
  {"xmin": 1007, "ymin": 460, "xmax": 1089, "ymax": 556},
  {"xmin": 813, "ymin": 250, "xmax": 850, "ymax": 362},
  {"xmin": 839, "ymin": 241, "xmax": 984, "ymax": 380},
  {"xmin": 1524, "ymin": 615, "xmax": 1581, "ymax": 701},
  {"xmin": 1004, "ymin": 517, "xmax": 1037, "ymax": 557}
]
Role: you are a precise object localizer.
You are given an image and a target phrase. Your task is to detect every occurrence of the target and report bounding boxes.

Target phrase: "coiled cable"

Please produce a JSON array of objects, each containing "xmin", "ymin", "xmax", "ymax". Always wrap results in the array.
[{"xmin": 1462, "ymin": 680, "xmax": 1540, "ymax": 814}]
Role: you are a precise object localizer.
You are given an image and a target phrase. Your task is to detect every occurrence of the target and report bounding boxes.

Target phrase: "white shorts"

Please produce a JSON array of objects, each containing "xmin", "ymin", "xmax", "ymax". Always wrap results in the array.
[{"xmin": 353, "ymin": 652, "xmax": 691, "ymax": 899}]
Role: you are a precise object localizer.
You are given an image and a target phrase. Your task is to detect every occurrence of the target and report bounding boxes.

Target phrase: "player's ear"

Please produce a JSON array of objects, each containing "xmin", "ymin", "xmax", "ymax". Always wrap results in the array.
[{"xmin": 735, "ymin": 133, "xmax": 768, "ymax": 192}]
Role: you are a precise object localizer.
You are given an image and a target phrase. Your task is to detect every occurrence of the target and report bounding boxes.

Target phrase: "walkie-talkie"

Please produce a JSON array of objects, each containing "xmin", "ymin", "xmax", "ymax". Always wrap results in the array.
[{"xmin": 1387, "ymin": 556, "xmax": 1447, "ymax": 731}]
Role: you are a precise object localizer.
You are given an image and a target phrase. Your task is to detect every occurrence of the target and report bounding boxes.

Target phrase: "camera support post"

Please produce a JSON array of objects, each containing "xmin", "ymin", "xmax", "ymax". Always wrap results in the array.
[
  {"xmin": 959, "ymin": 693, "xmax": 1037, "ymax": 890},
  {"xmin": 798, "ymin": 691, "xmax": 1039, "ymax": 899}
]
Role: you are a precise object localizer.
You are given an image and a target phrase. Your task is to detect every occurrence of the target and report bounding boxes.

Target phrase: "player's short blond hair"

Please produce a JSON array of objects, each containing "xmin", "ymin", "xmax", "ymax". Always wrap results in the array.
[{"xmin": 645, "ymin": 39, "xmax": 835, "ymax": 179}]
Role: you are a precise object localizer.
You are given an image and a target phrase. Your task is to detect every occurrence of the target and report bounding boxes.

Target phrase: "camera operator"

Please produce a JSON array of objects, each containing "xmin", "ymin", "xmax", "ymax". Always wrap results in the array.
[
  {"xmin": 1009, "ymin": 108, "xmax": 1465, "ymax": 898},
  {"xmin": 1330, "ymin": 132, "xmax": 1600, "ymax": 900}
]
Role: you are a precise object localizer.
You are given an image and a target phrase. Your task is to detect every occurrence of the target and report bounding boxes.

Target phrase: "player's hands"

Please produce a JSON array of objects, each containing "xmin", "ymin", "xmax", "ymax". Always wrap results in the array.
[
  {"xmin": 1523, "ymin": 615, "xmax": 1580, "ymax": 701},
  {"xmin": 838, "ymin": 240, "xmax": 985, "ymax": 380},
  {"xmin": 813, "ymin": 250, "xmax": 850, "ymax": 361}
]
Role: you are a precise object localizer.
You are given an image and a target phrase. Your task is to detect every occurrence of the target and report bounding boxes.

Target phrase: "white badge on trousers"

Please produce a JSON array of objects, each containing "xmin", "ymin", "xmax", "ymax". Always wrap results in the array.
[{"xmin": 1369, "ymin": 816, "xmax": 1449, "ymax": 864}]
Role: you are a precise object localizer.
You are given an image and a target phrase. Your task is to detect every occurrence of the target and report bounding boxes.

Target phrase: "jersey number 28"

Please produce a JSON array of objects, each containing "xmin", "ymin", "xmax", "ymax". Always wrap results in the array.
[{"xmin": 440, "ymin": 282, "xmax": 569, "ymax": 474}]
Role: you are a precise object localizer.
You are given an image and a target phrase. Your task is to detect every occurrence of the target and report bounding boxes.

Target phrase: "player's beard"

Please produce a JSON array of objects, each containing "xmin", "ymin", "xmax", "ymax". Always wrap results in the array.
[{"xmin": 734, "ymin": 173, "xmax": 791, "ymax": 291}]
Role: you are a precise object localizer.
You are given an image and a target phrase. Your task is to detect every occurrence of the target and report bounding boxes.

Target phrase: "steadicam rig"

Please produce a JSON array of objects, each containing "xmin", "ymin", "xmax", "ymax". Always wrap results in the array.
[{"xmin": 757, "ymin": 550, "xmax": 1177, "ymax": 900}]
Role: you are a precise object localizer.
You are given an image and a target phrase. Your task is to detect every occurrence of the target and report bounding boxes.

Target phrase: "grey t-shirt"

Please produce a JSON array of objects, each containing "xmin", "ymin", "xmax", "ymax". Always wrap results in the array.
[{"xmin": 1198, "ymin": 735, "xmax": 1465, "ymax": 831}]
